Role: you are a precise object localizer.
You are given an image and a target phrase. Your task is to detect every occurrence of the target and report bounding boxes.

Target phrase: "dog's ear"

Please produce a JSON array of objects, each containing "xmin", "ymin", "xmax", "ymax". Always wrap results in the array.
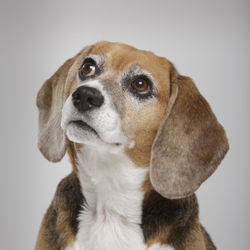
[
  {"xmin": 150, "ymin": 65, "xmax": 229, "ymax": 199},
  {"xmin": 36, "ymin": 56, "xmax": 78, "ymax": 162}
]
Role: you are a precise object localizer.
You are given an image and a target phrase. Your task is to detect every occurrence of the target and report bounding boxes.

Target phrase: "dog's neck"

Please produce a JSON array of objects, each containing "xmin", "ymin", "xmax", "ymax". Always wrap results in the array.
[
  {"xmin": 74, "ymin": 145, "xmax": 149, "ymax": 249},
  {"xmin": 76, "ymin": 145, "xmax": 148, "ymax": 221}
]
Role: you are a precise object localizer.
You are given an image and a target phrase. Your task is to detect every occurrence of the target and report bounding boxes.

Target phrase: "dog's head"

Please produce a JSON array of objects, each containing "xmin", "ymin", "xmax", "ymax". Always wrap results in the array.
[{"xmin": 37, "ymin": 41, "xmax": 229, "ymax": 199}]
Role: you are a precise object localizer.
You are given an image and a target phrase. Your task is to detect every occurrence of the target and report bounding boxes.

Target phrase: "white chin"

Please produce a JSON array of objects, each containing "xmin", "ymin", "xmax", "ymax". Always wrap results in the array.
[
  {"xmin": 65, "ymin": 123, "xmax": 126, "ymax": 153},
  {"xmin": 66, "ymin": 123, "xmax": 100, "ymax": 144}
]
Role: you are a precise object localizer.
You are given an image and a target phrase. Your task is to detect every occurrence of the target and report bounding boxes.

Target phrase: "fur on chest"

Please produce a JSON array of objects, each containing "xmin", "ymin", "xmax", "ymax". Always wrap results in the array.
[
  {"xmin": 65, "ymin": 146, "xmax": 206, "ymax": 250},
  {"xmin": 74, "ymin": 146, "xmax": 149, "ymax": 250},
  {"xmin": 39, "ymin": 148, "xmax": 211, "ymax": 250}
]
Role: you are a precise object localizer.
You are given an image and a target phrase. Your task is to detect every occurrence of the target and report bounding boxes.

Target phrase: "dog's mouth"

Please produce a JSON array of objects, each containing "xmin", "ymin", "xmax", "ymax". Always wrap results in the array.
[
  {"xmin": 69, "ymin": 120, "xmax": 98, "ymax": 135},
  {"xmin": 68, "ymin": 120, "xmax": 123, "ymax": 146}
]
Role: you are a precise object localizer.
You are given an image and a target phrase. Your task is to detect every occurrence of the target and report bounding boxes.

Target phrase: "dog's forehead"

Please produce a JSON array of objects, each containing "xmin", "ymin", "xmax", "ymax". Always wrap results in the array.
[{"xmin": 89, "ymin": 41, "xmax": 171, "ymax": 76}]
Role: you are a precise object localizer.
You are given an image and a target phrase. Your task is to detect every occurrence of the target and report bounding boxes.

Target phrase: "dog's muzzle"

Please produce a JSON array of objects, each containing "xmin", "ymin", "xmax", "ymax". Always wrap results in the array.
[{"xmin": 72, "ymin": 86, "xmax": 104, "ymax": 112}]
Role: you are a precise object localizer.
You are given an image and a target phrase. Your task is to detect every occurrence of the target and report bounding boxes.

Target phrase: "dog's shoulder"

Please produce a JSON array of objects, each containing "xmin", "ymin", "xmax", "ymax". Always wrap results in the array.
[
  {"xmin": 142, "ymin": 191, "xmax": 216, "ymax": 249},
  {"xmin": 142, "ymin": 191, "xmax": 198, "ymax": 248},
  {"xmin": 54, "ymin": 172, "xmax": 84, "ymax": 215},
  {"xmin": 35, "ymin": 172, "xmax": 84, "ymax": 250}
]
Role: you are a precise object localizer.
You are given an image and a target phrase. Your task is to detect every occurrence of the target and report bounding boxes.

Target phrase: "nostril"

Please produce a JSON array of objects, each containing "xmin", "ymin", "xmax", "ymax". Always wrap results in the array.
[
  {"xmin": 87, "ymin": 95, "xmax": 104, "ymax": 107},
  {"xmin": 87, "ymin": 97, "xmax": 94, "ymax": 105},
  {"xmin": 72, "ymin": 92, "xmax": 80, "ymax": 101}
]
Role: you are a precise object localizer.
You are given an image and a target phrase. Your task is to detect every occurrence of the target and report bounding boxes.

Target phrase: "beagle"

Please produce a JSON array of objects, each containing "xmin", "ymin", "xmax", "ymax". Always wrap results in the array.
[{"xmin": 35, "ymin": 41, "xmax": 229, "ymax": 250}]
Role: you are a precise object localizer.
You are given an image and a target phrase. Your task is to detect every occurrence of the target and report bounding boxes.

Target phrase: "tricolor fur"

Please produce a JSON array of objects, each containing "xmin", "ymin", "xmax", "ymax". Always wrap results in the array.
[{"xmin": 35, "ymin": 41, "xmax": 228, "ymax": 250}]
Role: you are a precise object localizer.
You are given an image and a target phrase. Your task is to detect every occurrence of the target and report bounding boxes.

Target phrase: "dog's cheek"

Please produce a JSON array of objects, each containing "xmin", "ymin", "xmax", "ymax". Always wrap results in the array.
[{"xmin": 124, "ymin": 102, "xmax": 166, "ymax": 166}]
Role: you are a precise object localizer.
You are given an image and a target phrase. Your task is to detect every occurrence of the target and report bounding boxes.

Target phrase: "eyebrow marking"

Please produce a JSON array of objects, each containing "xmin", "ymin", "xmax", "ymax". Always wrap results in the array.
[
  {"xmin": 124, "ymin": 65, "xmax": 155, "ymax": 84},
  {"xmin": 121, "ymin": 65, "xmax": 158, "ymax": 98},
  {"xmin": 83, "ymin": 54, "xmax": 105, "ymax": 68},
  {"xmin": 77, "ymin": 54, "xmax": 105, "ymax": 82}
]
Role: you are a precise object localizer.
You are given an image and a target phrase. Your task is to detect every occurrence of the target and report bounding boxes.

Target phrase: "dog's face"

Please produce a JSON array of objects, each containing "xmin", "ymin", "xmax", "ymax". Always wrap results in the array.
[
  {"xmin": 61, "ymin": 42, "xmax": 171, "ymax": 163},
  {"xmin": 37, "ymin": 41, "xmax": 229, "ymax": 199}
]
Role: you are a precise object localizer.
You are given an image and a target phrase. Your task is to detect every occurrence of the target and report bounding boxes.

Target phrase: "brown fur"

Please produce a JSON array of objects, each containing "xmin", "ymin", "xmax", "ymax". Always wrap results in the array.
[
  {"xmin": 37, "ymin": 56, "xmax": 74, "ymax": 162},
  {"xmin": 35, "ymin": 223, "xmax": 51, "ymax": 250},
  {"xmin": 36, "ymin": 41, "xmax": 227, "ymax": 249},
  {"xmin": 35, "ymin": 173, "xmax": 84, "ymax": 250},
  {"xmin": 141, "ymin": 174, "xmax": 208, "ymax": 250},
  {"xmin": 67, "ymin": 141, "xmax": 83, "ymax": 173},
  {"xmin": 183, "ymin": 225, "xmax": 206, "ymax": 250},
  {"xmin": 151, "ymin": 74, "xmax": 229, "ymax": 199},
  {"xmin": 90, "ymin": 42, "xmax": 172, "ymax": 167},
  {"xmin": 36, "ymin": 47, "xmax": 91, "ymax": 163},
  {"xmin": 146, "ymin": 226, "xmax": 172, "ymax": 248},
  {"xmin": 36, "ymin": 173, "xmax": 214, "ymax": 250}
]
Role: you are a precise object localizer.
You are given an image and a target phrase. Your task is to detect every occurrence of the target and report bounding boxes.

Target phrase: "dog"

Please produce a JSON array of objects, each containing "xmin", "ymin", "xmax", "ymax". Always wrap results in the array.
[{"xmin": 35, "ymin": 41, "xmax": 229, "ymax": 250}]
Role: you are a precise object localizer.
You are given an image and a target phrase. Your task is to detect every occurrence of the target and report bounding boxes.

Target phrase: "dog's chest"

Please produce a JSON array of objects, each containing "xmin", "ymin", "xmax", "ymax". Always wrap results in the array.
[{"xmin": 72, "ymin": 146, "xmax": 149, "ymax": 250}]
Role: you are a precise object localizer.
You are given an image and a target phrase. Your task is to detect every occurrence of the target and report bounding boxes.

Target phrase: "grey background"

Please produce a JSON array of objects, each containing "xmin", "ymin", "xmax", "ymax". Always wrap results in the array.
[{"xmin": 0, "ymin": 0, "xmax": 249, "ymax": 249}]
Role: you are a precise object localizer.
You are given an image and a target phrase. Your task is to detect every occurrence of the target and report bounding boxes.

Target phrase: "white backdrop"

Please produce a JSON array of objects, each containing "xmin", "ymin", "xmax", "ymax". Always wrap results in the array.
[{"xmin": 0, "ymin": 0, "xmax": 249, "ymax": 249}]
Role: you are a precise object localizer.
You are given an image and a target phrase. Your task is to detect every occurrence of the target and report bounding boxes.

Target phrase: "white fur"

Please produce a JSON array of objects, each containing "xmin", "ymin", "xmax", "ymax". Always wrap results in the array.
[
  {"xmin": 148, "ymin": 243, "xmax": 175, "ymax": 250},
  {"xmin": 66, "ymin": 242, "xmax": 175, "ymax": 250},
  {"xmin": 64, "ymin": 145, "xmax": 175, "ymax": 250},
  {"xmin": 66, "ymin": 241, "xmax": 80, "ymax": 250},
  {"xmin": 75, "ymin": 145, "xmax": 147, "ymax": 250},
  {"xmin": 61, "ymin": 80, "xmax": 127, "ymax": 147}
]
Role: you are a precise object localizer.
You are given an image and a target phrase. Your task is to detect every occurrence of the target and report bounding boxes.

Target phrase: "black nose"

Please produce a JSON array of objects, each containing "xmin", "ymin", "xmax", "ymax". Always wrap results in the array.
[{"xmin": 72, "ymin": 86, "xmax": 104, "ymax": 112}]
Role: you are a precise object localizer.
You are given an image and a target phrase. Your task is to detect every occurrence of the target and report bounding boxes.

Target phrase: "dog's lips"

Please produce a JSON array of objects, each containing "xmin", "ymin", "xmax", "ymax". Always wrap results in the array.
[{"xmin": 69, "ymin": 120, "xmax": 98, "ymax": 135}]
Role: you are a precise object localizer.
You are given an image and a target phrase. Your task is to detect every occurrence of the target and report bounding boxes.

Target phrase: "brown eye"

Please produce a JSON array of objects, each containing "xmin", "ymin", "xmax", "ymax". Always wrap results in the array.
[
  {"xmin": 81, "ymin": 62, "xmax": 96, "ymax": 76},
  {"xmin": 131, "ymin": 78, "xmax": 149, "ymax": 92}
]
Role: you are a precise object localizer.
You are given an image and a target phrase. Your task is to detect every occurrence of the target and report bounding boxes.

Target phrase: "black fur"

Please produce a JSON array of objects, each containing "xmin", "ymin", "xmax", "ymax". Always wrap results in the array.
[
  {"xmin": 42, "ymin": 173, "xmax": 215, "ymax": 249},
  {"xmin": 44, "ymin": 205, "xmax": 60, "ymax": 248},
  {"xmin": 141, "ymin": 190, "xmax": 198, "ymax": 249},
  {"xmin": 44, "ymin": 173, "xmax": 84, "ymax": 249},
  {"xmin": 141, "ymin": 190, "xmax": 216, "ymax": 249}
]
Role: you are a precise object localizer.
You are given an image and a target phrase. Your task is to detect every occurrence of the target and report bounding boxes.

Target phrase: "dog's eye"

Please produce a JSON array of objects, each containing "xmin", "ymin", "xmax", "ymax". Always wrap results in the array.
[
  {"xmin": 131, "ymin": 78, "xmax": 150, "ymax": 93},
  {"xmin": 80, "ymin": 62, "xmax": 96, "ymax": 76},
  {"xmin": 79, "ymin": 58, "xmax": 97, "ymax": 80}
]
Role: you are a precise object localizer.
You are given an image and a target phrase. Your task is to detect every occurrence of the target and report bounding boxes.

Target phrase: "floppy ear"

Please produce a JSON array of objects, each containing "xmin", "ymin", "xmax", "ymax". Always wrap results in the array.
[
  {"xmin": 36, "ymin": 56, "xmax": 77, "ymax": 162},
  {"xmin": 150, "ymin": 66, "xmax": 229, "ymax": 199}
]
